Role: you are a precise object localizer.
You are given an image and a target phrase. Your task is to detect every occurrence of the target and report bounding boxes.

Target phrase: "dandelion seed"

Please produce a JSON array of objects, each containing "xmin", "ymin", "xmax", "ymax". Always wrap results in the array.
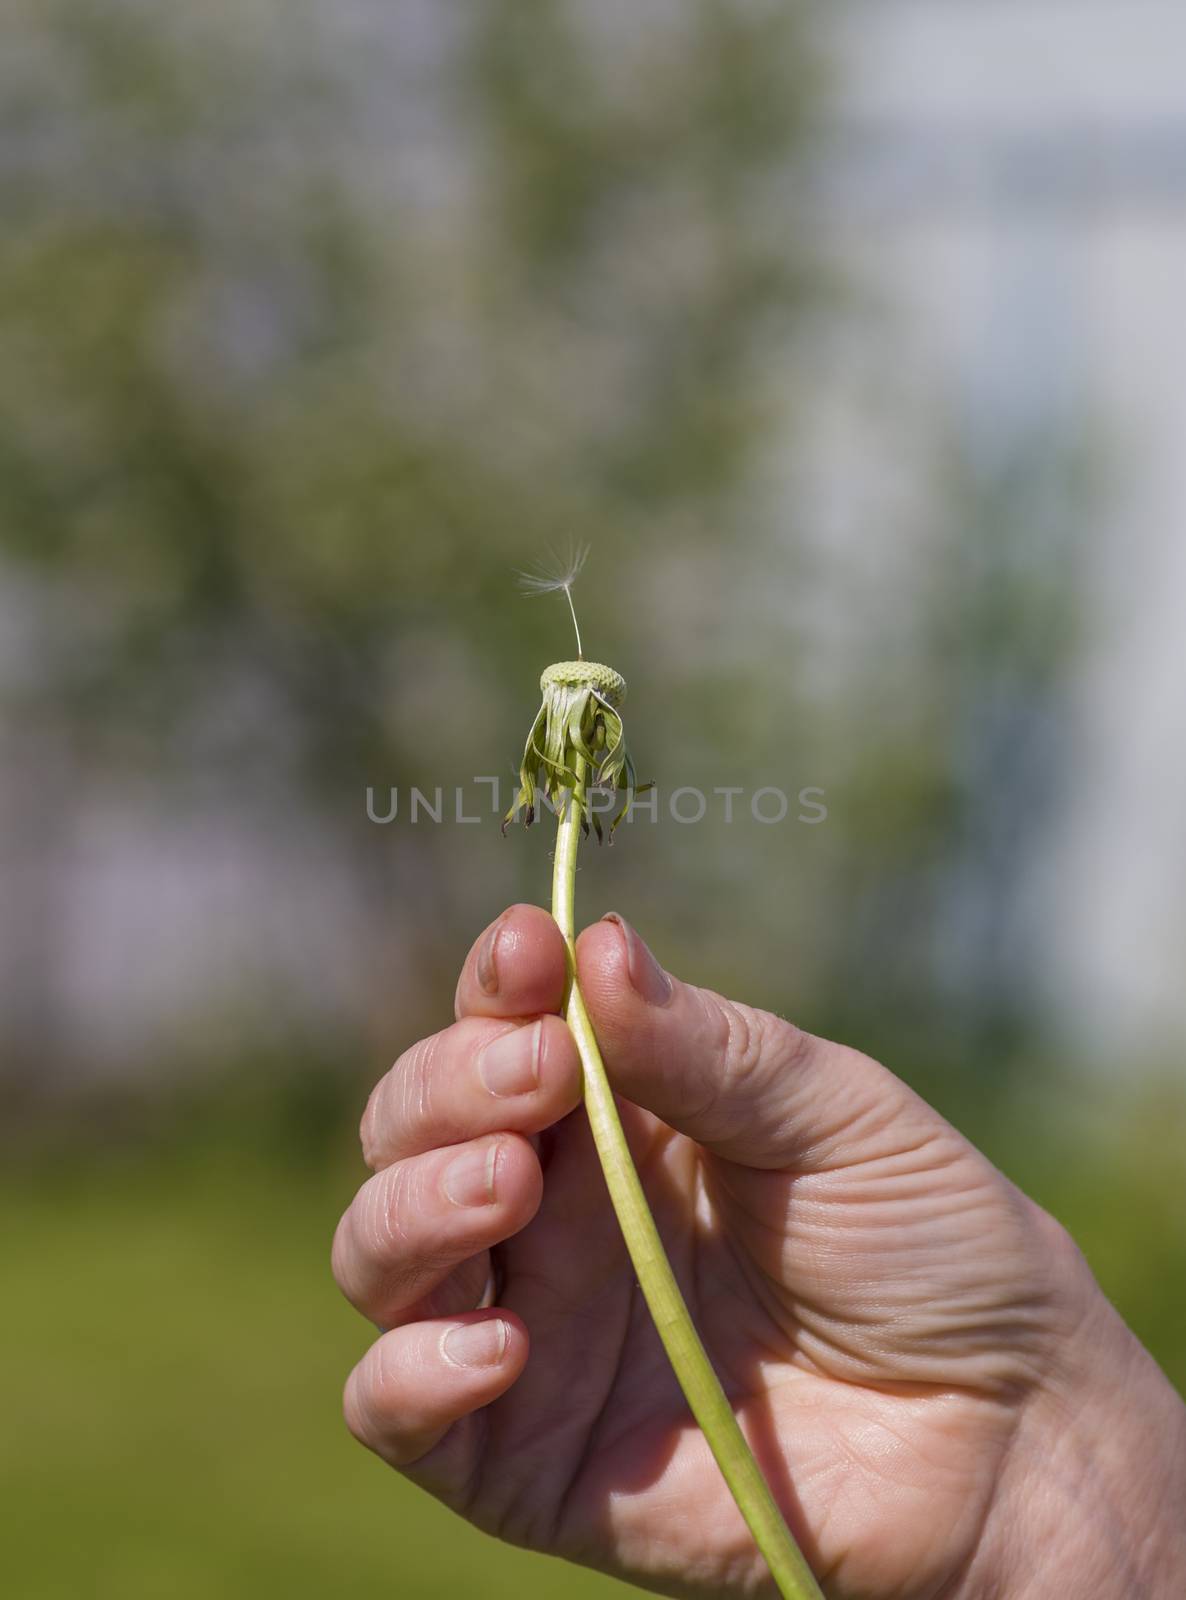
[{"xmin": 517, "ymin": 542, "xmax": 590, "ymax": 657}]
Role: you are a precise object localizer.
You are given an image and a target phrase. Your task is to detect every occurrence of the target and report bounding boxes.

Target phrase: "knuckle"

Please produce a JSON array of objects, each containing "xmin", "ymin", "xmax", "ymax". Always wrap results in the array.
[
  {"xmin": 718, "ymin": 997, "xmax": 806, "ymax": 1100},
  {"xmin": 394, "ymin": 1036, "xmax": 433, "ymax": 1132},
  {"xmin": 681, "ymin": 990, "xmax": 733, "ymax": 1125},
  {"xmin": 361, "ymin": 1033, "xmax": 442, "ymax": 1169},
  {"xmin": 368, "ymin": 1337, "xmax": 401, "ymax": 1418},
  {"xmin": 359, "ymin": 1074, "xmax": 389, "ymax": 1169},
  {"xmin": 361, "ymin": 1162, "xmax": 415, "ymax": 1259},
  {"xmin": 689, "ymin": 992, "xmax": 816, "ymax": 1153},
  {"xmin": 339, "ymin": 1169, "xmax": 412, "ymax": 1301},
  {"xmin": 345, "ymin": 1344, "xmax": 397, "ymax": 1442},
  {"xmin": 720, "ymin": 999, "xmax": 762, "ymax": 1089},
  {"xmin": 342, "ymin": 1369, "xmax": 369, "ymax": 1442},
  {"xmin": 330, "ymin": 1209, "xmax": 356, "ymax": 1297},
  {"xmin": 1026, "ymin": 1194, "xmax": 1089, "ymax": 1297},
  {"xmin": 759, "ymin": 1008, "xmax": 815, "ymax": 1076}
]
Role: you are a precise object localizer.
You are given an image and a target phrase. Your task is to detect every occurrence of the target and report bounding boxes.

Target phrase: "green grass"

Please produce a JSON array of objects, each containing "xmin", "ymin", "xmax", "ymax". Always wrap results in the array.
[
  {"xmin": 0, "ymin": 1140, "xmax": 633, "ymax": 1600},
  {"xmin": 2, "ymin": 1079, "xmax": 1182, "ymax": 1600}
]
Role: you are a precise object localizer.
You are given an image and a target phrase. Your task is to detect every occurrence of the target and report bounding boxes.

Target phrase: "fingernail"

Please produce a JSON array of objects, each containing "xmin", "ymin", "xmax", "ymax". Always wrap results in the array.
[
  {"xmin": 476, "ymin": 915, "xmax": 505, "ymax": 995},
  {"xmin": 443, "ymin": 1140, "xmax": 499, "ymax": 1208},
  {"xmin": 479, "ymin": 1021, "xmax": 541, "ymax": 1098},
  {"xmin": 442, "ymin": 1318, "xmax": 509, "ymax": 1369},
  {"xmin": 602, "ymin": 912, "xmax": 673, "ymax": 1007}
]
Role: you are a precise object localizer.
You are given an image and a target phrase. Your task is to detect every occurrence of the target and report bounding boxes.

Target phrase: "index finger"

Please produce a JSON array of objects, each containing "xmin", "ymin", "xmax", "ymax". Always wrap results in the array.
[{"xmin": 453, "ymin": 903, "xmax": 569, "ymax": 1021}]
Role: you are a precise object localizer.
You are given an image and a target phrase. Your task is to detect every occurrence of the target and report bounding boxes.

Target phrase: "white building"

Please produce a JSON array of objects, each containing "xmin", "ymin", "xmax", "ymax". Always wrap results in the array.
[{"xmin": 817, "ymin": 0, "xmax": 1186, "ymax": 1061}]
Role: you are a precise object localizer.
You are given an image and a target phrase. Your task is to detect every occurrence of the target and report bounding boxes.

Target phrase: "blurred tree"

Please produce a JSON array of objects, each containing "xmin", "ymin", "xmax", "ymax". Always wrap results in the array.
[
  {"xmin": 0, "ymin": 0, "xmax": 825, "ymax": 1094},
  {"xmin": 822, "ymin": 422, "xmax": 1096, "ymax": 1081}
]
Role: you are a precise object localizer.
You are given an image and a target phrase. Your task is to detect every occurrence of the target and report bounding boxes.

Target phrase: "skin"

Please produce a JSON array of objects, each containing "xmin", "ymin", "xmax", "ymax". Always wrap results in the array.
[{"xmin": 332, "ymin": 904, "xmax": 1186, "ymax": 1599}]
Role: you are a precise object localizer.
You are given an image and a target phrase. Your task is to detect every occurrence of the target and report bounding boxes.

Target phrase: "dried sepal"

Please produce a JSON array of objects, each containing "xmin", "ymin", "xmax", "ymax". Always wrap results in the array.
[{"xmin": 504, "ymin": 660, "xmax": 648, "ymax": 841}]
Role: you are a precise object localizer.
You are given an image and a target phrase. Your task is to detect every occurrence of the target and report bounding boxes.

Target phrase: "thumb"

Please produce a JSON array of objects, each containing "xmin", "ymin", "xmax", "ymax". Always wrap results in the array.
[{"xmin": 575, "ymin": 913, "xmax": 939, "ymax": 1171}]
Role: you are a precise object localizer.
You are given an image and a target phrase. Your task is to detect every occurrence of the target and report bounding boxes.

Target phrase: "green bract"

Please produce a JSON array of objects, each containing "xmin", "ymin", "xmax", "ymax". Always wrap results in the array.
[{"xmin": 504, "ymin": 659, "xmax": 648, "ymax": 840}]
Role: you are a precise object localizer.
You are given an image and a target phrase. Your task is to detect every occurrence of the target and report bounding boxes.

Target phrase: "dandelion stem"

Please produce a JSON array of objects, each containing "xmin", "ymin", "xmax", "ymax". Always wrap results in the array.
[{"xmin": 551, "ymin": 758, "xmax": 824, "ymax": 1600}]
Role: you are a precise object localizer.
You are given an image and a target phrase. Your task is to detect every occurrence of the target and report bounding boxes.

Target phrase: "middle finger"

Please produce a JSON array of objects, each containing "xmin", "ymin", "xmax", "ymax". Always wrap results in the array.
[{"xmin": 360, "ymin": 1015, "xmax": 582, "ymax": 1172}]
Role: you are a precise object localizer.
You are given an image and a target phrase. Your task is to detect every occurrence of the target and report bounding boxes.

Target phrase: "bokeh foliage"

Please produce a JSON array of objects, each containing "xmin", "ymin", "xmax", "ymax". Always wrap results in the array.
[{"xmin": 0, "ymin": 0, "xmax": 827, "ymax": 1083}]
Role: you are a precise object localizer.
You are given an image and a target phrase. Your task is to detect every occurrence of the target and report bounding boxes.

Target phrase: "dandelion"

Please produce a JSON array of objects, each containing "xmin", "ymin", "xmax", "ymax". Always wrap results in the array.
[
  {"xmin": 503, "ymin": 551, "xmax": 823, "ymax": 1600},
  {"xmin": 502, "ymin": 659, "xmax": 645, "ymax": 839}
]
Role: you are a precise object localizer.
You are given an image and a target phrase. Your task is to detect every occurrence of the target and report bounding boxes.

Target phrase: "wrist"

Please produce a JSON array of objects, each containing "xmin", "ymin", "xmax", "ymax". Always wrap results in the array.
[{"xmin": 962, "ymin": 1264, "xmax": 1186, "ymax": 1597}]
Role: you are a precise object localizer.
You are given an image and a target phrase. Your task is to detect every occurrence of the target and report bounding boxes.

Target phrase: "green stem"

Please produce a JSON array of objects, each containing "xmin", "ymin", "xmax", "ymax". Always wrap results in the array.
[{"xmin": 551, "ymin": 760, "xmax": 824, "ymax": 1600}]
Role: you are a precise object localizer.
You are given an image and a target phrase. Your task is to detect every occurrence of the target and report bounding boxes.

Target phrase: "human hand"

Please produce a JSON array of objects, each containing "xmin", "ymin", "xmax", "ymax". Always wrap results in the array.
[{"xmin": 332, "ymin": 904, "xmax": 1186, "ymax": 1598}]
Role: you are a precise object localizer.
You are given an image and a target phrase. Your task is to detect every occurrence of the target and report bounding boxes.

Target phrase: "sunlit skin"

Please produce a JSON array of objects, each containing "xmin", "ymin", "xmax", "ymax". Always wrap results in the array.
[{"xmin": 332, "ymin": 904, "xmax": 1186, "ymax": 1599}]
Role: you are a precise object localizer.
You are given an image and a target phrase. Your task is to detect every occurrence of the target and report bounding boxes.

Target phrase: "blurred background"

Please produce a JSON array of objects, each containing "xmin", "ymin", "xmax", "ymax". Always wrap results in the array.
[{"xmin": 2, "ymin": 2, "xmax": 1184, "ymax": 1596}]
